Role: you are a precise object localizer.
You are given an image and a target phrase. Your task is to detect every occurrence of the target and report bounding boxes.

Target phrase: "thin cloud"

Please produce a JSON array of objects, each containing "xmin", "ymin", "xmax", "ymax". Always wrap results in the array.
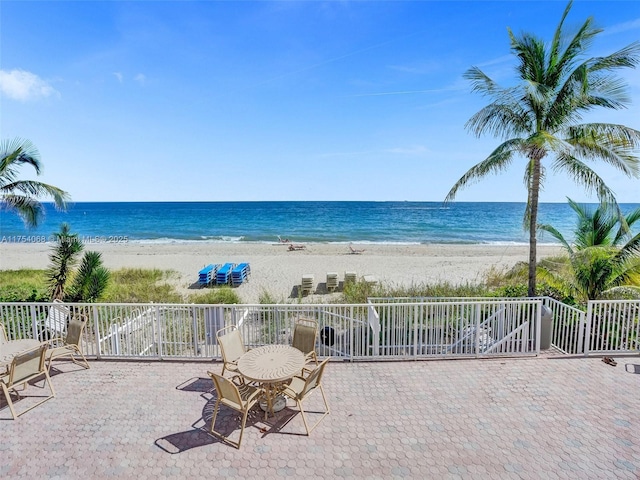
[
  {"xmin": 603, "ymin": 17, "xmax": 640, "ymax": 36},
  {"xmin": 0, "ymin": 69, "xmax": 59, "ymax": 101},
  {"xmin": 385, "ymin": 145, "xmax": 430, "ymax": 155},
  {"xmin": 134, "ymin": 73, "xmax": 146, "ymax": 85},
  {"xmin": 113, "ymin": 72, "xmax": 124, "ymax": 83},
  {"xmin": 349, "ymin": 85, "xmax": 464, "ymax": 98}
]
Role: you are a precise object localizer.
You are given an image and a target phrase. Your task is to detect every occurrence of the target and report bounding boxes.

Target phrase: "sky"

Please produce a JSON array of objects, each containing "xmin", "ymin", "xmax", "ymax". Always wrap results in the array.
[{"xmin": 1, "ymin": 0, "xmax": 639, "ymax": 203}]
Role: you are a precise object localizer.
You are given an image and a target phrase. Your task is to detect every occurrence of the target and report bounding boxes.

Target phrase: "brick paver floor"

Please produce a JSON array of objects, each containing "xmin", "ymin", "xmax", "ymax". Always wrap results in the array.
[{"xmin": 1, "ymin": 355, "xmax": 639, "ymax": 479}]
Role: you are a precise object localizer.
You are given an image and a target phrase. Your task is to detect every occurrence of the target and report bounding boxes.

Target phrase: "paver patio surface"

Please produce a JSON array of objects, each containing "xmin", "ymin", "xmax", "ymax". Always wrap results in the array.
[{"xmin": 1, "ymin": 355, "xmax": 639, "ymax": 479}]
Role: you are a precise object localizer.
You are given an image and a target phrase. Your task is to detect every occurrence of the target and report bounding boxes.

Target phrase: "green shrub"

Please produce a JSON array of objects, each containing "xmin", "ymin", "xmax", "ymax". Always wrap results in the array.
[{"xmin": 188, "ymin": 287, "xmax": 241, "ymax": 304}]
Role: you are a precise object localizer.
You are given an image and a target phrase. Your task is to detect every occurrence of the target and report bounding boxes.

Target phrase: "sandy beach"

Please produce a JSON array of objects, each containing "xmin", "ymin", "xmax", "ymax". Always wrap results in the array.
[{"xmin": 0, "ymin": 242, "xmax": 563, "ymax": 303}]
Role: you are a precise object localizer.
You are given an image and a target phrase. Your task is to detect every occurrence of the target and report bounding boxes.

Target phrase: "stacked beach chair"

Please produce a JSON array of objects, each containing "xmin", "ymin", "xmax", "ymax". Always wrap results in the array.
[
  {"xmin": 216, "ymin": 263, "xmax": 235, "ymax": 285},
  {"xmin": 326, "ymin": 272, "xmax": 338, "ymax": 292},
  {"xmin": 344, "ymin": 271, "xmax": 357, "ymax": 285},
  {"xmin": 231, "ymin": 263, "xmax": 251, "ymax": 286},
  {"xmin": 301, "ymin": 274, "xmax": 314, "ymax": 295},
  {"xmin": 198, "ymin": 264, "xmax": 218, "ymax": 286}
]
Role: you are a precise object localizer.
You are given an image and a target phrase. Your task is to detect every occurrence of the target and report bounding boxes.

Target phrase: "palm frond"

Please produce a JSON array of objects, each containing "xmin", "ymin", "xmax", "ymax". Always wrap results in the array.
[
  {"xmin": 0, "ymin": 194, "xmax": 44, "ymax": 227},
  {"xmin": 538, "ymin": 222, "xmax": 573, "ymax": 253},
  {"xmin": 445, "ymin": 139, "xmax": 522, "ymax": 202},
  {"xmin": 0, "ymin": 138, "xmax": 41, "ymax": 177}
]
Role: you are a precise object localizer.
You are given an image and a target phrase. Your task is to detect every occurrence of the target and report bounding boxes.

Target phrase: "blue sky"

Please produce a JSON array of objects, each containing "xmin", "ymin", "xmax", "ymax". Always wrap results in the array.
[{"xmin": 2, "ymin": 1, "xmax": 639, "ymax": 203}]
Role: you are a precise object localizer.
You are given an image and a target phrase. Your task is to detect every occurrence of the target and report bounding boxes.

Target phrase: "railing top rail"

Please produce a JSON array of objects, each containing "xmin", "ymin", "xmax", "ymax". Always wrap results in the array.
[
  {"xmin": 1, "ymin": 299, "xmax": 544, "ymax": 309},
  {"xmin": 367, "ymin": 297, "xmax": 544, "ymax": 305},
  {"xmin": 587, "ymin": 299, "xmax": 640, "ymax": 306}
]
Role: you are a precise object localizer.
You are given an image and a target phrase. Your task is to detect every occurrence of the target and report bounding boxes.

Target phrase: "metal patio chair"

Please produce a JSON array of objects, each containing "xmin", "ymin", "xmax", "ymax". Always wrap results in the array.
[
  {"xmin": 291, "ymin": 317, "xmax": 319, "ymax": 366},
  {"xmin": 206, "ymin": 371, "xmax": 262, "ymax": 449},
  {"xmin": 216, "ymin": 325, "xmax": 247, "ymax": 376},
  {"xmin": 1, "ymin": 344, "xmax": 55, "ymax": 420},
  {"xmin": 45, "ymin": 314, "xmax": 90, "ymax": 374},
  {"xmin": 281, "ymin": 358, "xmax": 330, "ymax": 435}
]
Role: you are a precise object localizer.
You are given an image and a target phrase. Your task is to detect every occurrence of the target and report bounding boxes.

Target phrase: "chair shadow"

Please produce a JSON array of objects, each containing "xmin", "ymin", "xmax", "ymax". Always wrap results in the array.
[
  {"xmin": 624, "ymin": 362, "xmax": 640, "ymax": 374},
  {"xmin": 155, "ymin": 391, "xmax": 269, "ymax": 453},
  {"xmin": 188, "ymin": 281, "xmax": 208, "ymax": 290},
  {"xmin": 0, "ymin": 375, "xmax": 53, "ymax": 420},
  {"xmin": 176, "ymin": 377, "xmax": 213, "ymax": 393}
]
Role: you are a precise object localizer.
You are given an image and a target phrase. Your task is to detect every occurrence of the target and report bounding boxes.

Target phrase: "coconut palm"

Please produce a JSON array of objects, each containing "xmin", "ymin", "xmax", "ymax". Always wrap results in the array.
[
  {"xmin": 539, "ymin": 199, "xmax": 640, "ymax": 300},
  {"xmin": 0, "ymin": 137, "xmax": 69, "ymax": 227},
  {"xmin": 445, "ymin": 1, "xmax": 640, "ymax": 296},
  {"xmin": 540, "ymin": 198, "xmax": 640, "ymax": 253}
]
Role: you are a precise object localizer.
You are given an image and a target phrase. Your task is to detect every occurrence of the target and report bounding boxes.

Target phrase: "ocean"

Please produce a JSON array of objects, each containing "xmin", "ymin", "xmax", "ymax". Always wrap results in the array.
[{"xmin": 1, "ymin": 201, "xmax": 639, "ymax": 245}]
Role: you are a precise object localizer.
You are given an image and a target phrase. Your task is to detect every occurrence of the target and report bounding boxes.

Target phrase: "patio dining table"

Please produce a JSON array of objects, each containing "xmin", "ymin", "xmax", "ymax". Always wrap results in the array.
[
  {"xmin": 237, "ymin": 344, "xmax": 305, "ymax": 418},
  {"xmin": 0, "ymin": 339, "xmax": 42, "ymax": 368}
]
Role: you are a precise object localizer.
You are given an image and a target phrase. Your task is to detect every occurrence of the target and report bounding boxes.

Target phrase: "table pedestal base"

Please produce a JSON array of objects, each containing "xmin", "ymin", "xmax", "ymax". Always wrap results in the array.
[{"xmin": 260, "ymin": 395, "xmax": 286, "ymax": 413}]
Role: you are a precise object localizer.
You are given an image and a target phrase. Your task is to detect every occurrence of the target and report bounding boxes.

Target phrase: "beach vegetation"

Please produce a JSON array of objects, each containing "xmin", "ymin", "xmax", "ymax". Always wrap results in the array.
[
  {"xmin": 0, "ymin": 137, "xmax": 70, "ymax": 227},
  {"xmin": 188, "ymin": 287, "xmax": 241, "ymax": 304},
  {"xmin": 339, "ymin": 279, "xmax": 488, "ymax": 304},
  {"xmin": 46, "ymin": 223, "xmax": 83, "ymax": 300},
  {"xmin": 538, "ymin": 199, "xmax": 640, "ymax": 300},
  {"xmin": 0, "ymin": 269, "xmax": 48, "ymax": 302},
  {"xmin": 258, "ymin": 289, "xmax": 284, "ymax": 305},
  {"xmin": 102, "ymin": 268, "xmax": 183, "ymax": 303},
  {"xmin": 445, "ymin": 1, "xmax": 640, "ymax": 297},
  {"xmin": 46, "ymin": 223, "xmax": 110, "ymax": 302}
]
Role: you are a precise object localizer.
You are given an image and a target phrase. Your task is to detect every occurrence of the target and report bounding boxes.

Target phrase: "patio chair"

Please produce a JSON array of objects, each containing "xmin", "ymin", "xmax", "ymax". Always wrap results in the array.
[
  {"xmin": 0, "ymin": 344, "xmax": 55, "ymax": 420},
  {"xmin": 44, "ymin": 299, "xmax": 70, "ymax": 338},
  {"xmin": 216, "ymin": 325, "xmax": 246, "ymax": 376},
  {"xmin": 206, "ymin": 372, "xmax": 262, "ymax": 449},
  {"xmin": 45, "ymin": 314, "xmax": 90, "ymax": 374},
  {"xmin": 0, "ymin": 324, "xmax": 7, "ymax": 374},
  {"xmin": 291, "ymin": 318, "xmax": 319, "ymax": 366},
  {"xmin": 281, "ymin": 358, "xmax": 330, "ymax": 435}
]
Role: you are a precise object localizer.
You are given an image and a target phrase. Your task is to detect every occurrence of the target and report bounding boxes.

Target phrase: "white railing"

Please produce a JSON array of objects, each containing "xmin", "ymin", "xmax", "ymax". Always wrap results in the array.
[
  {"xmin": 585, "ymin": 300, "xmax": 640, "ymax": 355},
  {"xmin": 0, "ymin": 298, "xmax": 637, "ymax": 360},
  {"xmin": 543, "ymin": 297, "xmax": 586, "ymax": 354},
  {"xmin": 370, "ymin": 298, "xmax": 542, "ymax": 358}
]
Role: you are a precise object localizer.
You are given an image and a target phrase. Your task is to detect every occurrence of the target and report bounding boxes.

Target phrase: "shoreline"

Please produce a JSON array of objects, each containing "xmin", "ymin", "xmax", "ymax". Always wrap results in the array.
[{"xmin": 0, "ymin": 243, "xmax": 564, "ymax": 303}]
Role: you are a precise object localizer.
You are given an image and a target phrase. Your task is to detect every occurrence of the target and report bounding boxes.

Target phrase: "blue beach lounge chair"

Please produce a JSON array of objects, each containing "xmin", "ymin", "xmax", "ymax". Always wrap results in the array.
[
  {"xmin": 231, "ymin": 263, "xmax": 251, "ymax": 286},
  {"xmin": 216, "ymin": 263, "xmax": 235, "ymax": 285},
  {"xmin": 198, "ymin": 264, "xmax": 217, "ymax": 286}
]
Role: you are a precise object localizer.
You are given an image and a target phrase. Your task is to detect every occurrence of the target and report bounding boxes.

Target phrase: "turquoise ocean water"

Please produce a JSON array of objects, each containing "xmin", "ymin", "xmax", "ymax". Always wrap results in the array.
[{"xmin": 1, "ymin": 201, "xmax": 639, "ymax": 245}]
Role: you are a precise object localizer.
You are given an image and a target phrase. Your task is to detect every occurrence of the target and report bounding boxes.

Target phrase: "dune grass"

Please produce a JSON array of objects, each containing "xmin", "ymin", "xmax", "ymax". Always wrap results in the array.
[{"xmin": 0, "ymin": 269, "xmax": 49, "ymax": 302}]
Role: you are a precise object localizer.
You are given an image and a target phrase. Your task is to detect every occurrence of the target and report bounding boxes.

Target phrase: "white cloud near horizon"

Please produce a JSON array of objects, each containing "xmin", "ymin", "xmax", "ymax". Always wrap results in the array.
[{"xmin": 0, "ymin": 69, "xmax": 59, "ymax": 101}]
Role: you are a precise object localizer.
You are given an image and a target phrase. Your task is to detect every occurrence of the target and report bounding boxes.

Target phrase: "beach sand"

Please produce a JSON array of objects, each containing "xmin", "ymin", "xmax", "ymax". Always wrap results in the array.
[{"xmin": 0, "ymin": 242, "xmax": 564, "ymax": 303}]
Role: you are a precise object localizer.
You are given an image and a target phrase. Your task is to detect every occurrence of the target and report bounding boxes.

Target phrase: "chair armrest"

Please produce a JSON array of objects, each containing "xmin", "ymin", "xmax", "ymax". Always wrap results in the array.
[{"xmin": 45, "ymin": 337, "xmax": 66, "ymax": 348}]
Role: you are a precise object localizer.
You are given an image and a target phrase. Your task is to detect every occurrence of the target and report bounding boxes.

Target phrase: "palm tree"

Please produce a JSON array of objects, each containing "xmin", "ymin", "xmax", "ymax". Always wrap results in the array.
[
  {"xmin": 47, "ymin": 223, "xmax": 83, "ymax": 300},
  {"xmin": 445, "ymin": 1, "xmax": 640, "ymax": 296},
  {"xmin": 66, "ymin": 251, "xmax": 111, "ymax": 303},
  {"xmin": 539, "ymin": 199, "xmax": 640, "ymax": 300},
  {"xmin": 1, "ymin": 137, "xmax": 69, "ymax": 227},
  {"xmin": 46, "ymin": 223, "xmax": 111, "ymax": 302}
]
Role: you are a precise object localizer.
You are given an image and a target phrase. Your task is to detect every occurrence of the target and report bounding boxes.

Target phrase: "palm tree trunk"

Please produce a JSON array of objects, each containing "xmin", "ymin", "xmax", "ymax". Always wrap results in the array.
[{"xmin": 528, "ymin": 158, "xmax": 542, "ymax": 297}]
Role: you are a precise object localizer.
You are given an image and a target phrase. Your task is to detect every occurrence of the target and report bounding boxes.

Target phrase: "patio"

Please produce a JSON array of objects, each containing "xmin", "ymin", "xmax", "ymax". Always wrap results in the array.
[{"xmin": 2, "ymin": 355, "xmax": 639, "ymax": 479}]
